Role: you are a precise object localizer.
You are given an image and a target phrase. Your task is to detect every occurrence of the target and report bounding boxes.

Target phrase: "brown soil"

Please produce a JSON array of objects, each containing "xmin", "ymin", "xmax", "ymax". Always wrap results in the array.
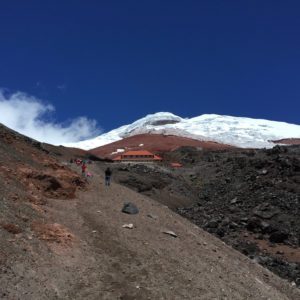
[
  {"xmin": 1, "ymin": 223, "xmax": 23, "ymax": 234},
  {"xmin": 272, "ymin": 138, "xmax": 300, "ymax": 145},
  {"xmin": 30, "ymin": 221, "xmax": 77, "ymax": 254},
  {"xmin": 90, "ymin": 133, "xmax": 236, "ymax": 158}
]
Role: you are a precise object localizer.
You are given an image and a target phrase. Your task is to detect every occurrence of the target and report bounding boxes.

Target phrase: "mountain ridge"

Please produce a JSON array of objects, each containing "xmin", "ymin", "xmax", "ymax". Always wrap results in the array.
[{"xmin": 63, "ymin": 112, "xmax": 300, "ymax": 150}]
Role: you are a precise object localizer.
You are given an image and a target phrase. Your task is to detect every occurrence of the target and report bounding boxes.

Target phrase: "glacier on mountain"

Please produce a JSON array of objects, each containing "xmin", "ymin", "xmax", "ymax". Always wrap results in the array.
[{"xmin": 63, "ymin": 112, "xmax": 300, "ymax": 150}]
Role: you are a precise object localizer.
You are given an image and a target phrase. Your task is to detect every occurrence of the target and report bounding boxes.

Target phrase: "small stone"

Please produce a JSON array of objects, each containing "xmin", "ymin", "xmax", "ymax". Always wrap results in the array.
[
  {"xmin": 207, "ymin": 220, "xmax": 219, "ymax": 228},
  {"xmin": 230, "ymin": 198, "xmax": 238, "ymax": 204},
  {"xmin": 257, "ymin": 234, "xmax": 264, "ymax": 240},
  {"xmin": 147, "ymin": 214, "xmax": 157, "ymax": 219},
  {"xmin": 122, "ymin": 224, "xmax": 134, "ymax": 229},
  {"xmin": 163, "ymin": 231, "xmax": 177, "ymax": 238},
  {"xmin": 260, "ymin": 169, "xmax": 268, "ymax": 175}
]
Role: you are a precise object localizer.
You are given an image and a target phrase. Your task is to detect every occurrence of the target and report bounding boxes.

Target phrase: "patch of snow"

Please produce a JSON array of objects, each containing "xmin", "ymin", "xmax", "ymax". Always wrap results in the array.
[
  {"xmin": 139, "ymin": 144, "xmax": 144, "ymax": 146},
  {"xmin": 111, "ymin": 148, "xmax": 125, "ymax": 155}
]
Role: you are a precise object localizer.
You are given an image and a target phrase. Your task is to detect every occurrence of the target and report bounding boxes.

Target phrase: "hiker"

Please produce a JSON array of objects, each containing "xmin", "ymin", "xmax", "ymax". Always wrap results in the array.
[
  {"xmin": 81, "ymin": 164, "xmax": 87, "ymax": 175},
  {"xmin": 105, "ymin": 167, "xmax": 112, "ymax": 186},
  {"xmin": 87, "ymin": 172, "xmax": 92, "ymax": 178}
]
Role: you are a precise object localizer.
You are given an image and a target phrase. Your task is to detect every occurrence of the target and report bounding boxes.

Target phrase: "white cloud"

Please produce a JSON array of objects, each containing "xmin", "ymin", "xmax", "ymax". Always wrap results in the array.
[{"xmin": 0, "ymin": 89, "xmax": 102, "ymax": 145}]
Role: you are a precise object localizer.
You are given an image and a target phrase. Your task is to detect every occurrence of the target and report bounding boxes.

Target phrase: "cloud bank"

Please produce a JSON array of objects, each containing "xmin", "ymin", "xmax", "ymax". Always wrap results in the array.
[{"xmin": 0, "ymin": 90, "xmax": 101, "ymax": 145}]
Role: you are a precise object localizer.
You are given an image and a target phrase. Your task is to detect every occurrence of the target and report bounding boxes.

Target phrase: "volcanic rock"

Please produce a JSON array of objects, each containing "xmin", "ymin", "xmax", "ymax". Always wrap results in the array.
[
  {"xmin": 269, "ymin": 232, "xmax": 289, "ymax": 243},
  {"xmin": 122, "ymin": 202, "xmax": 139, "ymax": 214}
]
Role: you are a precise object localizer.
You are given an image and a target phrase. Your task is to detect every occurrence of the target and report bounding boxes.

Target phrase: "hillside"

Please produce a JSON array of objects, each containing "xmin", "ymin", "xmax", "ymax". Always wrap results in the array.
[
  {"xmin": 0, "ymin": 123, "xmax": 299, "ymax": 299},
  {"xmin": 89, "ymin": 133, "xmax": 235, "ymax": 159},
  {"xmin": 111, "ymin": 145, "xmax": 300, "ymax": 287}
]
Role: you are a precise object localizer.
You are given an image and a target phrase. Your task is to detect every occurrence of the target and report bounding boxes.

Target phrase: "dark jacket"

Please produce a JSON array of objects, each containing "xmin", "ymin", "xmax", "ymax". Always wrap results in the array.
[{"xmin": 105, "ymin": 168, "xmax": 112, "ymax": 176}]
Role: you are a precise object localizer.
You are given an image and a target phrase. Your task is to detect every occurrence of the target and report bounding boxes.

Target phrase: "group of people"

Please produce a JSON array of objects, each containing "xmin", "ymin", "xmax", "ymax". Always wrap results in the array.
[
  {"xmin": 70, "ymin": 158, "xmax": 112, "ymax": 185},
  {"xmin": 70, "ymin": 158, "xmax": 92, "ymax": 178},
  {"xmin": 70, "ymin": 158, "xmax": 91, "ymax": 165}
]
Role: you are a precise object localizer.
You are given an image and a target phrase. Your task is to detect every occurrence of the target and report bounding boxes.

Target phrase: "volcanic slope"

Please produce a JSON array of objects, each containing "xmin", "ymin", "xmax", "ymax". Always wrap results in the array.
[
  {"xmin": 90, "ymin": 133, "xmax": 235, "ymax": 159},
  {"xmin": 112, "ymin": 145, "xmax": 300, "ymax": 286},
  {"xmin": 0, "ymin": 125, "xmax": 299, "ymax": 299}
]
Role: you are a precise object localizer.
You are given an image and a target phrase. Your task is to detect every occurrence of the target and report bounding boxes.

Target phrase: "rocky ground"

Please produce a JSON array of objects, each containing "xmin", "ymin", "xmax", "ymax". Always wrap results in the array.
[
  {"xmin": 0, "ymin": 123, "xmax": 300, "ymax": 299},
  {"xmin": 112, "ymin": 145, "xmax": 300, "ymax": 288}
]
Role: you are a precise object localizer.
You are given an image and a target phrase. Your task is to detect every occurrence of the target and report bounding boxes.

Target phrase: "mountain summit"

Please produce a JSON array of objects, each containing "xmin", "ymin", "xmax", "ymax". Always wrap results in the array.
[{"xmin": 63, "ymin": 112, "xmax": 300, "ymax": 150}]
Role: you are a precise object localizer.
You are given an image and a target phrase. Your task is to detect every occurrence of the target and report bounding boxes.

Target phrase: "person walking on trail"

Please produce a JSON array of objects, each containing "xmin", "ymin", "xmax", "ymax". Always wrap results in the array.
[
  {"xmin": 105, "ymin": 167, "xmax": 112, "ymax": 186},
  {"xmin": 81, "ymin": 164, "xmax": 87, "ymax": 175}
]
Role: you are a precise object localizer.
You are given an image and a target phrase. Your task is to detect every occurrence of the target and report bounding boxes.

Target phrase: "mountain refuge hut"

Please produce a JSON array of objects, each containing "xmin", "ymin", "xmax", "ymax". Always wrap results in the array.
[{"xmin": 113, "ymin": 150, "xmax": 162, "ymax": 163}]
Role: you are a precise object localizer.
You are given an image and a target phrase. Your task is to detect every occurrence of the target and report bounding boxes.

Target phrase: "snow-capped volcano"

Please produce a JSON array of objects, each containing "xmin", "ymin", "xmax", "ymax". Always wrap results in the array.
[{"xmin": 63, "ymin": 112, "xmax": 300, "ymax": 150}]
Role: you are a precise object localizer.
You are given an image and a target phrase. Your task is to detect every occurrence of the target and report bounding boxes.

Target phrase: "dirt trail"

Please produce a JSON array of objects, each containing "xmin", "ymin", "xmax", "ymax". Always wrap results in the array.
[{"xmin": 32, "ymin": 161, "xmax": 299, "ymax": 300}]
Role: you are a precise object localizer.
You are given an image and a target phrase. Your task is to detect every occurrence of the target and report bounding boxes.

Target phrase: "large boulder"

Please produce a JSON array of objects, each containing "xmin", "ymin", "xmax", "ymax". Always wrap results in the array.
[{"xmin": 122, "ymin": 202, "xmax": 139, "ymax": 215}]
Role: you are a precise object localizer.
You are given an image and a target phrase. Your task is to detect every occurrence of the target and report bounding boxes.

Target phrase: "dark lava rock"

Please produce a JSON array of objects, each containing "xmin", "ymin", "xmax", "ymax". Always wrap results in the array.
[
  {"xmin": 260, "ymin": 221, "xmax": 271, "ymax": 233},
  {"xmin": 235, "ymin": 241, "xmax": 259, "ymax": 256},
  {"xmin": 206, "ymin": 220, "xmax": 219, "ymax": 228},
  {"xmin": 221, "ymin": 217, "xmax": 230, "ymax": 227},
  {"xmin": 253, "ymin": 204, "xmax": 279, "ymax": 219},
  {"xmin": 216, "ymin": 228, "xmax": 225, "ymax": 237},
  {"xmin": 246, "ymin": 218, "xmax": 262, "ymax": 232},
  {"xmin": 122, "ymin": 202, "xmax": 139, "ymax": 215},
  {"xmin": 269, "ymin": 231, "xmax": 289, "ymax": 243}
]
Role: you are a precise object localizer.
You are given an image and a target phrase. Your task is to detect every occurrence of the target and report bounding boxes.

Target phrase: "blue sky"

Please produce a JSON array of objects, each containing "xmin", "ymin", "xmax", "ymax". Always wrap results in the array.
[{"xmin": 0, "ymin": 0, "xmax": 299, "ymax": 143}]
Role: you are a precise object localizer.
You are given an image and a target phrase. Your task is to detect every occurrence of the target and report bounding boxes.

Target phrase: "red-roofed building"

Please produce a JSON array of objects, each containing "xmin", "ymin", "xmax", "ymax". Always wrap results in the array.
[
  {"xmin": 171, "ymin": 162, "xmax": 182, "ymax": 167},
  {"xmin": 113, "ymin": 150, "xmax": 162, "ymax": 162}
]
